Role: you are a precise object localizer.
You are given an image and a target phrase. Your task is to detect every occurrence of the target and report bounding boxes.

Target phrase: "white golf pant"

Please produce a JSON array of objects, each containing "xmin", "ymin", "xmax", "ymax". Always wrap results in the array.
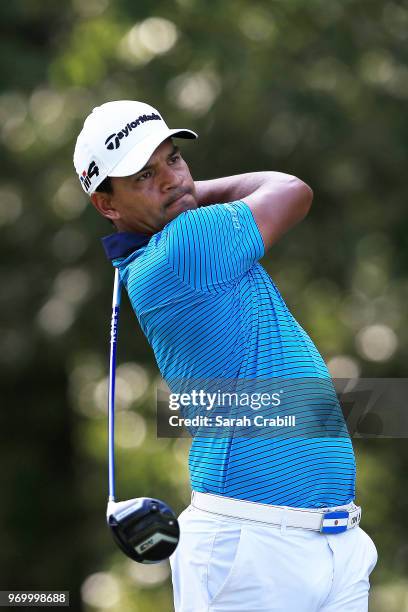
[{"xmin": 169, "ymin": 502, "xmax": 377, "ymax": 612}]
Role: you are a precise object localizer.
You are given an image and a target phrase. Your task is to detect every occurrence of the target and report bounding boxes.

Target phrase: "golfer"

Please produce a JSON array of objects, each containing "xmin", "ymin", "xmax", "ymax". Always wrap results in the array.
[{"xmin": 74, "ymin": 100, "xmax": 377, "ymax": 611}]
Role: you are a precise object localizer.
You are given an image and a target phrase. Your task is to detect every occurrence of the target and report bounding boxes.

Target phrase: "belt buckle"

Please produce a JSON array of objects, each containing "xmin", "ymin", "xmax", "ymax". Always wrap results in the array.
[{"xmin": 320, "ymin": 510, "xmax": 349, "ymax": 534}]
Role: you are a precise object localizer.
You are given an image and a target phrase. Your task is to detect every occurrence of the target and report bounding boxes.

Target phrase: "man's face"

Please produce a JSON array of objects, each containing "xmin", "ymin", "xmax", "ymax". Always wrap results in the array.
[{"xmin": 93, "ymin": 138, "xmax": 198, "ymax": 234}]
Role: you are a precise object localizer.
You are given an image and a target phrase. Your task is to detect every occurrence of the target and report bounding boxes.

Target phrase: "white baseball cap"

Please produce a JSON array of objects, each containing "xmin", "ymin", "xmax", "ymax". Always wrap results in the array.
[{"xmin": 73, "ymin": 100, "xmax": 198, "ymax": 194}]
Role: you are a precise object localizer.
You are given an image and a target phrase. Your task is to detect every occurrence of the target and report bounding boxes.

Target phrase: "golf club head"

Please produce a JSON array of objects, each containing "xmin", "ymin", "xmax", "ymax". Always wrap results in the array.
[{"xmin": 107, "ymin": 497, "xmax": 180, "ymax": 564}]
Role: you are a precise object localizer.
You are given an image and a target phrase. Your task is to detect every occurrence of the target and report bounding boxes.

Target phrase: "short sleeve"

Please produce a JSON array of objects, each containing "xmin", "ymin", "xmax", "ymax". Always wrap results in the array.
[{"xmin": 165, "ymin": 200, "xmax": 264, "ymax": 291}]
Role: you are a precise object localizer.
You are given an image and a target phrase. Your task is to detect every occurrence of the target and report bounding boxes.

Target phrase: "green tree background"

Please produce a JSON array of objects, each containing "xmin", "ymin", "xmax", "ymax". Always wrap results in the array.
[{"xmin": 1, "ymin": 1, "xmax": 407, "ymax": 610}]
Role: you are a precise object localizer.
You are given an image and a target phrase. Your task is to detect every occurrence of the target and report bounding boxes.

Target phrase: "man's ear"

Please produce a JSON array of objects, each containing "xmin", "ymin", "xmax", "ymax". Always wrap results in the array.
[{"xmin": 90, "ymin": 192, "xmax": 120, "ymax": 222}]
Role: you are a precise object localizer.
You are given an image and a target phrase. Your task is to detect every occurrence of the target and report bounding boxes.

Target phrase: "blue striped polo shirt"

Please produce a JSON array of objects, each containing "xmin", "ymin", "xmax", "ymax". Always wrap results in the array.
[{"xmin": 104, "ymin": 201, "xmax": 356, "ymax": 508}]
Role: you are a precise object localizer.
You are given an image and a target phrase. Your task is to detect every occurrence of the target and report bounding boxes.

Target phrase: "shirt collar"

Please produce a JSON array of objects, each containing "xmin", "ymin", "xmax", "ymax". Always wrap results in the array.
[{"xmin": 101, "ymin": 231, "xmax": 152, "ymax": 261}]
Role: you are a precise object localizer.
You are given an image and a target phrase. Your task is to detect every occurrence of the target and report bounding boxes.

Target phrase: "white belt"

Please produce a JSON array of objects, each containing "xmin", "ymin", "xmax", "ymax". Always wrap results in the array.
[{"xmin": 191, "ymin": 491, "xmax": 361, "ymax": 534}]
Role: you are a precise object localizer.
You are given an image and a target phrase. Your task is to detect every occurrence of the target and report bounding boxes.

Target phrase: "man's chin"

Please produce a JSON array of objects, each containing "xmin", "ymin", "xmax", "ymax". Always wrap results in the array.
[{"xmin": 166, "ymin": 194, "xmax": 197, "ymax": 216}]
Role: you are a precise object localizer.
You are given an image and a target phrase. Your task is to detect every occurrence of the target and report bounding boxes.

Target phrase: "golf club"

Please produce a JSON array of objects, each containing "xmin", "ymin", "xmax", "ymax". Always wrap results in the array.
[{"xmin": 106, "ymin": 268, "xmax": 180, "ymax": 564}]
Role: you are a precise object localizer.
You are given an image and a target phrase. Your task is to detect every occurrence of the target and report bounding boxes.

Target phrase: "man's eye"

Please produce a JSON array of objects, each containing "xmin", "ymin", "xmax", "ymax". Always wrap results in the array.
[
  {"xmin": 169, "ymin": 154, "xmax": 180, "ymax": 164},
  {"xmin": 136, "ymin": 171, "xmax": 152, "ymax": 181}
]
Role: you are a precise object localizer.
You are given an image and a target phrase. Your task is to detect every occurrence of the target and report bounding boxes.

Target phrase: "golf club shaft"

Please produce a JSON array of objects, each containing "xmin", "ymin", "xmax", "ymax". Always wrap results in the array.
[{"xmin": 108, "ymin": 268, "xmax": 122, "ymax": 502}]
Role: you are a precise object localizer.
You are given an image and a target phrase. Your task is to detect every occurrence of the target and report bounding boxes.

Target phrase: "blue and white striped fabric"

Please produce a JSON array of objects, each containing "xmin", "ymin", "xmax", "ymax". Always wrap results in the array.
[{"xmin": 112, "ymin": 201, "xmax": 356, "ymax": 508}]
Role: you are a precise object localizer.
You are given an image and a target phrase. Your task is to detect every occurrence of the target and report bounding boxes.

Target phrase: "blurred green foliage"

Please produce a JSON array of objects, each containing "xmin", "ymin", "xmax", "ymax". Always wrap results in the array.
[{"xmin": 1, "ymin": 0, "xmax": 407, "ymax": 610}]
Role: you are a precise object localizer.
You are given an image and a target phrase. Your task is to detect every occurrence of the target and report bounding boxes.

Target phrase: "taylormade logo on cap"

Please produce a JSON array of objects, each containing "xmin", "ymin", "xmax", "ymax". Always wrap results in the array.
[
  {"xmin": 73, "ymin": 100, "xmax": 197, "ymax": 194},
  {"xmin": 104, "ymin": 113, "xmax": 161, "ymax": 150},
  {"xmin": 80, "ymin": 161, "xmax": 100, "ymax": 192}
]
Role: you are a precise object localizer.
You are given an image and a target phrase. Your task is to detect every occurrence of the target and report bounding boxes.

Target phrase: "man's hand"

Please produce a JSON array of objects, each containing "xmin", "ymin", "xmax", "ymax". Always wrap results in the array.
[{"xmin": 195, "ymin": 172, "xmax": 313, "ymax": 252}]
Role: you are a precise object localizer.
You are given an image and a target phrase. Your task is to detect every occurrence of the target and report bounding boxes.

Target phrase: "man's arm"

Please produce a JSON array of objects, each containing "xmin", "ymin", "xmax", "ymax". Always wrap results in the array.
[{"xmin": 194, "ymin": 172, "xmax": 313, "ymax": 252}]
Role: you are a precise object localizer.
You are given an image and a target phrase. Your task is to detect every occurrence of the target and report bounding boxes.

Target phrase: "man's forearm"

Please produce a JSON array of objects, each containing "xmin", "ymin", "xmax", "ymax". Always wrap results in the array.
[{"xmin": 195, "ymin": 172, "xmax": 299, "ymax": 206}]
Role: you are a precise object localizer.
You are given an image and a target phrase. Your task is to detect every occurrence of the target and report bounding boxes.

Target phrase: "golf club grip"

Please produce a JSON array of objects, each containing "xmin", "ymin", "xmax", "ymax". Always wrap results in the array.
[
  {"xmin": 108, "ymin": 268, "xmax": 122, "ymax": 501},
  {"xmin": 112, "ymin": 267, "xmax": 122, "ymax": 309}
]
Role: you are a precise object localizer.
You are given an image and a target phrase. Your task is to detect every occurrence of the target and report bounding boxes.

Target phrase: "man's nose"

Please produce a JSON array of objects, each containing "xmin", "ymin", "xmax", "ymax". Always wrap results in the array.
[{"xmin": 160, "ymin": 165, "xmax": 182, "ymax": 191}]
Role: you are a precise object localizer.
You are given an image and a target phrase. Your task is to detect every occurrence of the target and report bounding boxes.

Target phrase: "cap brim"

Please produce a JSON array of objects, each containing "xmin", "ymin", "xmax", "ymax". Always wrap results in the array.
[{"xmin": 108, "ymin": 128, "xmax": 197, "ymax": 178}]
